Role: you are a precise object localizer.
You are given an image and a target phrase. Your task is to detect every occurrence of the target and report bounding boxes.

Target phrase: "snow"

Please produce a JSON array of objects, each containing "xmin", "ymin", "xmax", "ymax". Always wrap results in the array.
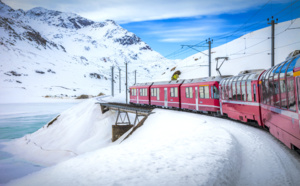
[
  {"xmin": 1, "ymin": 1, "xmax": 300, "ymax": 185},
  {"xmin": 4, "ymin": 106, "xmax": 300, "ymax": 186}
]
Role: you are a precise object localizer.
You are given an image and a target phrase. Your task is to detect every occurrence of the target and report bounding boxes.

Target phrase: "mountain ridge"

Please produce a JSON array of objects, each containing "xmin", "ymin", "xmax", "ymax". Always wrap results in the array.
[{"xmin": 0, "ymin": 1, "xmax": 173, "ymax": 103}]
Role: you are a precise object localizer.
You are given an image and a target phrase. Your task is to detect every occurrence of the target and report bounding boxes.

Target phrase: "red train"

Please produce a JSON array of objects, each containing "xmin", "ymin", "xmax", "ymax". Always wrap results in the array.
[{"xmin": 129, "ymin": 50, "xmax": 300, "ymax": 152}]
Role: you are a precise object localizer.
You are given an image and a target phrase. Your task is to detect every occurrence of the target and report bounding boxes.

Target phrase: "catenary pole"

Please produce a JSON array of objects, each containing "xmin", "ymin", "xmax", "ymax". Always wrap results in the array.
[
  {"xmin": 206, "ymin": 38, "xmax": 213, "ymax": 77},
  {"xmin": 268, "ymin": 16, "xmax": 278, "ymax": 67},
  {"xmin": 119, "ymin": 68, "xmax": 121, "ymax": 93},
  {"xmin": 125, "ymin": 62, "xmax": 128, "ymax": 104},
  {"xmin": 111, "ymin": 66, "xmax": 114, "ymax": 97}
]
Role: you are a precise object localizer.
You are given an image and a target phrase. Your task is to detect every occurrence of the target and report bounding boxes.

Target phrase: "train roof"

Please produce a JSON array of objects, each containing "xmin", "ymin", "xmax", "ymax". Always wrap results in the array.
[
  {"xmin": 220, "ymin": 69, "xmax": 265, "ymax": 85},
  {"xmin": 132, "ymin": 82, "xmax": 153, "ymax": 87},
  {"xmin": 182, "ymin": 76, "xmax": 231, "ymax": 84},
  {"xmin": 152, "ymin": 79, "xmax": 185, "ymax": 85}
]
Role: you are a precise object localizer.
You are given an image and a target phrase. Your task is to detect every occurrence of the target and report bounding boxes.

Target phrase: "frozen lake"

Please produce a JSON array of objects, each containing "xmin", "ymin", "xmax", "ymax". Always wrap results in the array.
[{"xmin": 0, "ymin": 101, "xmax": 80, "ymax": 184}]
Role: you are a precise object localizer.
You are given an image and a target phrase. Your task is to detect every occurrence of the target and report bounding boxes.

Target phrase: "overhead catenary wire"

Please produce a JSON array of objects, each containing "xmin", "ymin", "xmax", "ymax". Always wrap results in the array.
[{"xmin": 164, "ymin": 0, "xmax": 300, "ymax": 60}]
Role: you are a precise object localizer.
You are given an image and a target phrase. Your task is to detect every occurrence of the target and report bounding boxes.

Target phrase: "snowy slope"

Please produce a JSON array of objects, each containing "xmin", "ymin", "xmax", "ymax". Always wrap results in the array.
[
  {"xmin": 4, "ymin": 102, "xmax": 300, "ymax": 186},
  {"xmin": 157, "ymin": 18, "xmax": 300, "ymax": 81},
  {"xmin": 0, "ymin": 1, "xmax": 175, "ymax": 103}
]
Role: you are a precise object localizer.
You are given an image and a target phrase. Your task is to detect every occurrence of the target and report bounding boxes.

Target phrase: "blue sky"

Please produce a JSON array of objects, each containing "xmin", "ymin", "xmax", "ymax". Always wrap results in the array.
[{"xmin": 3, "ymin": 0, "xmax": 300, "ymax": 59}]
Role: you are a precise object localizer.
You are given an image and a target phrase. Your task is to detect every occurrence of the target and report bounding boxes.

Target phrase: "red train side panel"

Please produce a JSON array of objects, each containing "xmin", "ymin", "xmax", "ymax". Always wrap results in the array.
[
  {"xmin": 129, "ymin": 82, "xmax": 153, "ymax": 105},
  {"xmin": 150, "ymin": 80, "xmax": 184, "ymax": 109},
  {"xmin": 219, "ymin": 70, "xmax": 264, "ymax": 126},
  {"xmin": 181, "ymin": 76, "xmax": 227, "ymax": 114},
  {"xmin": 259, "ymin": 52, "xmax": 300, "ymax": 150}
]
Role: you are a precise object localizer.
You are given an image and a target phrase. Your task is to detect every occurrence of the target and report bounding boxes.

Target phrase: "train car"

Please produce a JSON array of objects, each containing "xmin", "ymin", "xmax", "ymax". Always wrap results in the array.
[
  {"xmin": 150, "ymin": 80, "xmax": 185, "ymax": 108},
  {"xmin": 181, "ymin": 76, "xmax": 227, "ymax": 114},
  {"xmin": 219, "ymin": 69, "xmax": 265, "ymax": 126},
  {"xmin": 129, "ymin": 82, "xmax": 153, "ymax": 105},
  {"xmin": 259, "ymin": 50, "xmax": 300, "ymax": 150}
]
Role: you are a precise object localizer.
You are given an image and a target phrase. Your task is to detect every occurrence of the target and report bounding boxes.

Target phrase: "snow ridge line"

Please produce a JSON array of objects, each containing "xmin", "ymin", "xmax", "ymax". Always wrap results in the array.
[{"xmin": 24, "ymin": 135, "xmax": 78, "ymax": 156}]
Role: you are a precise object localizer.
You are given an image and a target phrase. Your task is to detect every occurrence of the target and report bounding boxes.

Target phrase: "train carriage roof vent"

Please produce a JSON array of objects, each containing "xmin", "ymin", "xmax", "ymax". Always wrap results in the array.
[{"xmin": 286, "ymin": 50, "xmax": 300, "ymax": 60}]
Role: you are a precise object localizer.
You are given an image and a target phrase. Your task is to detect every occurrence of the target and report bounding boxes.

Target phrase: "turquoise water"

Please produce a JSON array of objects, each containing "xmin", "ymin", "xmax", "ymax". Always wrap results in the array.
[{"xmin": 0, "ymin": 102, "xmax": 79, "ymax": 185}]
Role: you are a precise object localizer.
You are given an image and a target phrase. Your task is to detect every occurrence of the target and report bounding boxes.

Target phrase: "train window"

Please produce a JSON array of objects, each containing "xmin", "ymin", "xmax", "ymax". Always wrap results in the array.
[
  {"xmin": 287, "ymin": 78, "xmax": 296, "ymax": 111},
  {"xmin": 152, "ymin": 88, "xmax": 157, "ymax": 97},
  {"xmin": 140, "ymin": 88, "xmax": 146, "ymax": 96},
  {"xmin": 280, "ymin": 61, "xmax": 291, "ymax": 109},
  {"xmin": 186, "ymin": 87, "xmax": 193, "ymax": 98},
  {"xmin": 237, "ymin": 76, "xmax": 243, "ymax": 100},
  {"xmin": 200, "ymin": 86, "xmax": 204, "ymax": 98},
  {"xmin": 170, "ymin": 87, "xmax": 178, "ymax": 97},
  {"xmin": 131, "ymin": 89, "xmax": 136, "ymax": 96},
  {"xmin": 232, "ymin": 77, "xmax": 237, "ymax": 100},
  {"xmin": 223, "ymin": 79, "xmax": 227, "ymax": 100},
  {"xmin": 273, "ymin": 64, "xmax": 283, "ymax": 107},
  {"xmin": 286, "ymin": 59, "xmax": 297, "ymax": 111},
  {"xmin": 247, "ymin": 80, "xmax": 252, "ymax": 102},
  {"xmin": 228, "ymin": 78, "xmax": 233, "ymax": 100},
  {"xmin": 225, "ymin": 79, "xmax": 230, "ymax": 100},
  {"xmin": 241, "ymin": 81, "xmax": 246, "ymax": 101},
  {"xmin": 157, "ymin": 88, "xmax": 160, "ymax": 100},
  {"xmin": 213, "ymin": 85, "xmax": 219, "ymax": 99},
  {"xmin": 267, "ymin": 66, "xmax": 277, "ymax": 106},
  {"xmin": 236, "ymin": 80, "xmax": 241, "ymax": 100},
  {"xmin": 205, "ymin": 86, "xmax": 209, "ymax": 99},
  {"xmin": 199, "ymin": 86, "xmax": 209, "ymax": 99}
]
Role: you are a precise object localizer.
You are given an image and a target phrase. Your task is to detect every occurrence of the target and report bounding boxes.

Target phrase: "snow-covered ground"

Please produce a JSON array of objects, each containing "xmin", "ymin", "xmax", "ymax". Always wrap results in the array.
[{"xmin": 2, "ymin": 96, "xmax": 300, "ymax": 185}]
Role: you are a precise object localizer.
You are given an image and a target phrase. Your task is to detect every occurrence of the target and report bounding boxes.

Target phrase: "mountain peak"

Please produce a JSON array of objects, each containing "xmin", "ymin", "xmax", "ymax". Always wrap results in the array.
[{"xmin": 25, "ymin": 7, "xmax": 94, "ymax": 29}]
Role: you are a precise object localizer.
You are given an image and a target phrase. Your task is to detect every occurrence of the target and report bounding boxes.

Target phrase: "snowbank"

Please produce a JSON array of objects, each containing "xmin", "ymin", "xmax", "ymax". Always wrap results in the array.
[
  {"xmin": 7, "ymin": 109, "xmax": 240, "ymax": 186},
  {"xmin": 3, "ymin": 101, "xmax": 300, "ymax": 185},
  {"xmin": 2, "ymin": 98, "xmax": 114, "ymax": 166}
]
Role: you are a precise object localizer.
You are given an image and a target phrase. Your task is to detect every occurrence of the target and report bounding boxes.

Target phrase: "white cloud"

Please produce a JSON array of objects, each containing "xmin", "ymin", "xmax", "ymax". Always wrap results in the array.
[{"xmin": 2, "ymin": 0, "xmax": 286, "ymax": 23}]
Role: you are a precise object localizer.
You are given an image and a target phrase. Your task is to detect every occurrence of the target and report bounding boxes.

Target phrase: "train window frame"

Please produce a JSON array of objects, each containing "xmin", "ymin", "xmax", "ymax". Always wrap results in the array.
[
  {"xmin": 286, "ymin": 59, "xmax": 297, "ymax": 111},
  {"xmin": 273, "ymin": 63, "xmax": 283, "ymax": 107},
  {"xmin": 204, "ymin": 86, "xmax": 209, "ymax": 99},
  {"xmin": 232, "ymin": 76, "xmax": 238, "ymax": 100},
  {"xmin": 237, "ymin": 76, "xmax": 243, "ymax": 101},
  {"xmin": 225, "ymin": 79, "xmax": 230, "ymax": 100},
  {"xmin": 241, "ymin": 80, "xmax": 246, "ymax": 101},
  {"xmin": 212, "ymin": 85, "xmax": 219, "ymax": 99},
  {"xmin": 186, "ymin": 87, "xmax": 193, "ymax": 98},
  {"xmin": 131, "ymin": 88, "xmax": 136, "ymax": 96},
  {"xmin": 170, "ymin": 87, "xmax": 178, "ymax": 97},
  {"xmin": 223, "ymin": 79, "xmax": 228, "ymax": 100},
  {"xmin": 199, "ymin": 86, "xmax": 209, "ymax": 99},
  {"xmin": 228, "ymin": 77, "xmax": 234, "ymax": 100},
  {"xmin": 279, "ymin": 60, "xmax": 291, "ymax": 109},
  {"xmin": 267, "ymin": 66, "xmax": 277, "ymax": 106},
  {"xmin": 246, "ymin": 80, "xmax": 252, "ymax": 102}
]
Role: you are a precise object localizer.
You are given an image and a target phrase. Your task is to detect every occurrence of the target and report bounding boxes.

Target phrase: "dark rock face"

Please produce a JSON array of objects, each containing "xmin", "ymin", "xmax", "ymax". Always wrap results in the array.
[
  {"xmin": 114, "ymin": 35, "xmax": 141, "ymax": 46},
  {"xmin": 140, "ymin": 45, "xmax": 152, "ymax": 51}
]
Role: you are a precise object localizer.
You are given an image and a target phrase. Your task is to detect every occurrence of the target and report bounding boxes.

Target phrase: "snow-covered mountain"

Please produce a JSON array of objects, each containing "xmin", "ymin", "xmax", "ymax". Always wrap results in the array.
[{"xmin": 0, "ymin": 1, "xmax": 174, "ymax": 103}]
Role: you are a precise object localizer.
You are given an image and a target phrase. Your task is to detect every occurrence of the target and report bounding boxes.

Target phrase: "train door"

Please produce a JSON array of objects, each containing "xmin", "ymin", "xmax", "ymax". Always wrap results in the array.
[
  {"xmin": 195, "ymin": 86, "xmax": 199, "ymax": 111},
  {"xmin": 137, "ymin": 88, "xmax": 139, "ymax": 104},
  {"xmin": 164, "ymin": 88, "xmax": 168, "ymax": 107}
]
